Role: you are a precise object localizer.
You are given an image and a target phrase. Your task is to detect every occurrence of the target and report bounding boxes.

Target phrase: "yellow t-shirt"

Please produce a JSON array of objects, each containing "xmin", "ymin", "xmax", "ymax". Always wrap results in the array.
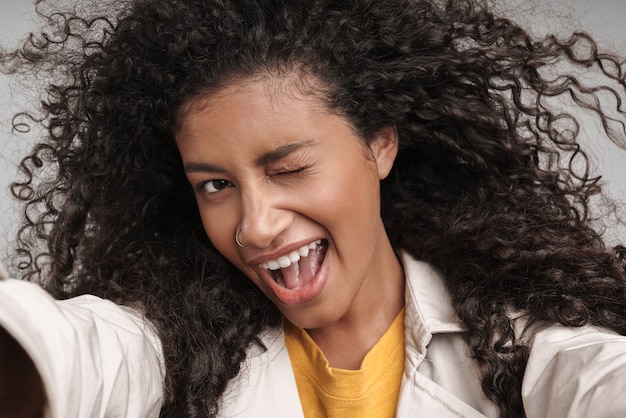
[{"xmin": 284, "ymin": 309, "xmax": 405, "ymax": 418}]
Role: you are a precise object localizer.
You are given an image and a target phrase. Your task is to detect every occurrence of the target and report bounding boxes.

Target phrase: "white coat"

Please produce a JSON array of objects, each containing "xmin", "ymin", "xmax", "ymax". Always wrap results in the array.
[{"xmin": 1, "ymin": 254, "xmax": 626, "ymax": 417}]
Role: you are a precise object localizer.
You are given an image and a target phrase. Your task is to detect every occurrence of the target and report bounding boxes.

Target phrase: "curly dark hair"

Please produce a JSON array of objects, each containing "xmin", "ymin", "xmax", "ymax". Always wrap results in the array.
[{"xmin": 3, "ymin": 0, "xmax": 626, "ymax": 416}]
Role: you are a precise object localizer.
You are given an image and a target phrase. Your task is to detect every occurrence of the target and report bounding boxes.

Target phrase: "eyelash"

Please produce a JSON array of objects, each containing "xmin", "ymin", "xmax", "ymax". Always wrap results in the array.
[
  {"xmin": 273, "ymin": 166, "xmax": 307, "ymax": 176},
  {"xmin": 196, "ymin": 166, "xmax": 310, "ymax": 195}
]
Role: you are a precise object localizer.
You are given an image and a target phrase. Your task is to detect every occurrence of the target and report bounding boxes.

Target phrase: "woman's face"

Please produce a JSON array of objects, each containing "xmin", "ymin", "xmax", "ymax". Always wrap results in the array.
[{"xmin": 176, "ymin": 75, "xmax": 402, "ymax": 330}]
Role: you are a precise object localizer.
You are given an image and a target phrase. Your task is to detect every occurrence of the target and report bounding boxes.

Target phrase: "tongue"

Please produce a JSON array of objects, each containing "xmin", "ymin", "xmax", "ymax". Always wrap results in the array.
[{"xmin": 280, "ymin": 244, "xmax": 324, "ymax": 289}]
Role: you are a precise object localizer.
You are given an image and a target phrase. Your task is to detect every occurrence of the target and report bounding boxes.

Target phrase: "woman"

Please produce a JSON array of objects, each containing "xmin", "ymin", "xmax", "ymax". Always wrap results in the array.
[{"xmin": 1, "ymin": 0, "xmax": 626, "ymax": 417}]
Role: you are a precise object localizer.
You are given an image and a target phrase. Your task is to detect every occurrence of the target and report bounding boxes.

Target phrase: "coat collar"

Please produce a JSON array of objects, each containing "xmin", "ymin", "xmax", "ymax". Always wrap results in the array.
[{"xmin": 401, "ymin": 252, "xmax": 465, "ymax": 355}]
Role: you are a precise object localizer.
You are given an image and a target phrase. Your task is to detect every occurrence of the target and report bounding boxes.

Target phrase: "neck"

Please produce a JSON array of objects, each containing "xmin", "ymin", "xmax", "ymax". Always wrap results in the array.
[{"xmin": 306, "ymin": 248, "xmax": 405, "ymax": 370}]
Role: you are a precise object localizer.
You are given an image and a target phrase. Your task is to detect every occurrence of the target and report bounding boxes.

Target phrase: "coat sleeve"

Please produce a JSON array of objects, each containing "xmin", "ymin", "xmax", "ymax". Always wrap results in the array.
[
  {"xmin": 521, "ymin": 324, "xmax": 626, "ymax": 418},
  {"xmin": 0, "ymin": 278, "xmax": 165, "ymax": 418}
]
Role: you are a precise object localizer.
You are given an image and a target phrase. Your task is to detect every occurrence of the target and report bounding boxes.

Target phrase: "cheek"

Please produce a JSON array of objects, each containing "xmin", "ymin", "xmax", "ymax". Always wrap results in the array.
[
  {"xmin": 198, "ymin": 208, "xmax": 238, "ymax": 260},
  {"xmin": 323, "ymin": 162, "xmax": 380, "ymax": 217},
  {"xmin": 304, "ymin": 175, "xmax": 379, "ymax": 243}
]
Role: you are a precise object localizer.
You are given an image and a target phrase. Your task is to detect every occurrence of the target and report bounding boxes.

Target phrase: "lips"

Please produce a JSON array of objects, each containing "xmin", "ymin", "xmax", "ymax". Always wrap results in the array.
[{"xmin": 256, "ymin": 239, "xmax": 328, "ymax": 305}]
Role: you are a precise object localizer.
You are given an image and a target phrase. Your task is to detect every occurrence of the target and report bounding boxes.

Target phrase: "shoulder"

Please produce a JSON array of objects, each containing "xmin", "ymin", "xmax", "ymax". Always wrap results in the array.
[{"xmin": 522, "ymin": 323, "xmax": 626, "ymax": 418}]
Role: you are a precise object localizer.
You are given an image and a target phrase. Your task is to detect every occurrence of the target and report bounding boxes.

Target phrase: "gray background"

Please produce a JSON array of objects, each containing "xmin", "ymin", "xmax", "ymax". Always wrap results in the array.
[{"xmin": 1, "ymin": 0, "xmax": 626, "ymax": 276}]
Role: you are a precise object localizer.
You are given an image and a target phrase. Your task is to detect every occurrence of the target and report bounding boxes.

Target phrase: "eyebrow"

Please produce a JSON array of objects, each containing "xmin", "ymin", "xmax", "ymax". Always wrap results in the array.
[
  {"xmin": 183, "ymin": 140, "xmax": 316, "ymax": 173},
  {"xmin": 183, "ymin": 162, "xmax": 225, "ymax": 173},
  {"xmin": 255, "ymin": 140, "xmax": 315, "ymax": 166}
]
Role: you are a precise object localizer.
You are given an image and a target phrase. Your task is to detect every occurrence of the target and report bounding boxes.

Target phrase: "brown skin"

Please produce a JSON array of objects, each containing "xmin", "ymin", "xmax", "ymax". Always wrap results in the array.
[{"xmin": 0, "ymin": 326, "xmax": 46, "ymax": 418}]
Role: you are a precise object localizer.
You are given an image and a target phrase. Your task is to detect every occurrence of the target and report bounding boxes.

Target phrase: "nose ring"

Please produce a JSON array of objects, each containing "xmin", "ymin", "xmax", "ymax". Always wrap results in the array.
[{"xmin": 235, "ymin": 229, "xmax": 245, "ymax": 248}]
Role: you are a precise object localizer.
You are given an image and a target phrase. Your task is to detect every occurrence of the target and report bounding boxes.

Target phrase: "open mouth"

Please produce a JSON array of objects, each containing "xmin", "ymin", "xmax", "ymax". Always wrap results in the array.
[{"xmin": 258, "ymin": 239, "xmax": 327, "ymax": 290}]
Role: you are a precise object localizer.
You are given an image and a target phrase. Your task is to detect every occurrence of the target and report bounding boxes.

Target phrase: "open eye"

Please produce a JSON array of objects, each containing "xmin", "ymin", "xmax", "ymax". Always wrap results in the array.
[{"xmin": 200, "ymin": 179, "xmax": 233, "ymax": 194}]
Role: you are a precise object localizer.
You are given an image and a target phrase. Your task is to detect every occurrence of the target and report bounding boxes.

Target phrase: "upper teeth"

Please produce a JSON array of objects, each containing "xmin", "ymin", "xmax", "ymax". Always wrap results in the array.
[{"xmin": 259, "ymin": 240, "xmax": 321, "ymax": 271}]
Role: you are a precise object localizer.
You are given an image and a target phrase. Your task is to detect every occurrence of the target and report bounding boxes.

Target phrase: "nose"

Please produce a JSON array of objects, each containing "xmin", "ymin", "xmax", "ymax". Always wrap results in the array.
[{"xmin": 237, "ymin": 186, "xmax": 292, "ymax": 249}]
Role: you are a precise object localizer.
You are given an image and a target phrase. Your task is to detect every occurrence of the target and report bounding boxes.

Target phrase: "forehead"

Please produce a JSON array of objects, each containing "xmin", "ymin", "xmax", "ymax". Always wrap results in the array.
[{"xmin": 174, "ymin": 73, "xmax": 364, "ymax": 162}]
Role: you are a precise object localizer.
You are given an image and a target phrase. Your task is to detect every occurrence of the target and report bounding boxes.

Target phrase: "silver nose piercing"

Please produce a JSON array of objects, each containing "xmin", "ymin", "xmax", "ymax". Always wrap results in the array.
[{"xmin": 235, "ymin": 229, "xmax": 245, "ymax": 248}]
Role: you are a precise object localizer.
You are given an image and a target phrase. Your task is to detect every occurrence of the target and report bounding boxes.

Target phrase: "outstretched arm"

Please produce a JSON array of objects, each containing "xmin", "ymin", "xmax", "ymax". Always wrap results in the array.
[{"xmin": 0, "ymin": 279, "xmax": 165, "ymax": 418}]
